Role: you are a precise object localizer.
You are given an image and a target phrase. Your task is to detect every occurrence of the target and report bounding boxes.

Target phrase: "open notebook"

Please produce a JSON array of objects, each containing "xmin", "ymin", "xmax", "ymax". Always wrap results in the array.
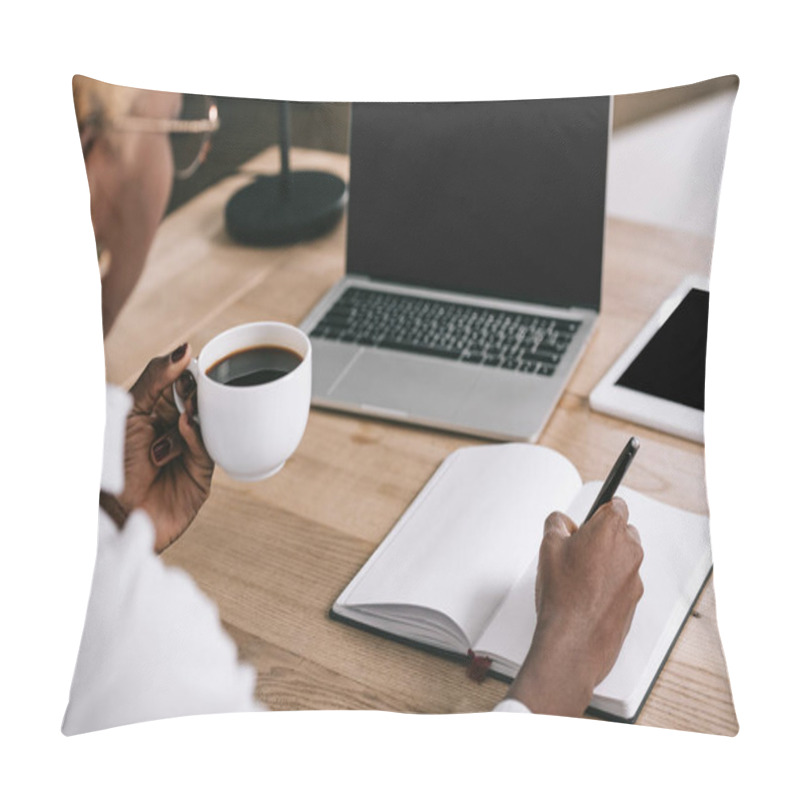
[{"xmin": 331, "ymin": 444, "xmax": 712, "ymax": 721}]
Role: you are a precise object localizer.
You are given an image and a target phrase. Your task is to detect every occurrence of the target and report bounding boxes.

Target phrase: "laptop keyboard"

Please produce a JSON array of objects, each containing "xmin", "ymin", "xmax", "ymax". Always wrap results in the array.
[{"xmin": 310, "ymin": 287, "xmax": 581, "ymax": 376}]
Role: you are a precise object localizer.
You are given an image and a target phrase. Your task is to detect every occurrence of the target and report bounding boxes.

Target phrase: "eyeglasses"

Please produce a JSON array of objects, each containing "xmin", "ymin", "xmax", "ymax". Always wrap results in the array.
[{"xmin": 105, "ymin": 94, "xmax": 220, "ymax": 180}]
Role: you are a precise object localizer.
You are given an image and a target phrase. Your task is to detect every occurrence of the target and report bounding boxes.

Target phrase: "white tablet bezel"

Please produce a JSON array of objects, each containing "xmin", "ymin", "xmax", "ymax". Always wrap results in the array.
[{"xmin": 589, "ymin": 274, "xmax": 708, "ymax": 443}]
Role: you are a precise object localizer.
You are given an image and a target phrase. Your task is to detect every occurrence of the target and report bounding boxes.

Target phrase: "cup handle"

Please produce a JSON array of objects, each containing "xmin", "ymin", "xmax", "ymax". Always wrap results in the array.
[{"xmin": 173, "ymin": 358, "xmax": 200, "ymax": 422}]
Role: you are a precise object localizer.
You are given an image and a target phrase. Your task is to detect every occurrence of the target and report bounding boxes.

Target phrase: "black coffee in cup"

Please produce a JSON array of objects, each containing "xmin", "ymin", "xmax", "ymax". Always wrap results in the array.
[{"xmin": 206, "ymin": 345, "xmax": 303, "ymax": 387}]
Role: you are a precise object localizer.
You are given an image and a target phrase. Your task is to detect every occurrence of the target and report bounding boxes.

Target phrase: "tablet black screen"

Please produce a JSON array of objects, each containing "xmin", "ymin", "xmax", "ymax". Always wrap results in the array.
[{"xmin": 615, "ymin": 288, "xmax": 709, "ymax": 411}]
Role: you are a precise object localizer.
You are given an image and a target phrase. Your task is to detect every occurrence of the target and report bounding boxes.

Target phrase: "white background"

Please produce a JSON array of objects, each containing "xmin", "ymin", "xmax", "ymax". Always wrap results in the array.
[{"xmin": 2, "ymin": 1, "xmax": 796, "ymax": 797}]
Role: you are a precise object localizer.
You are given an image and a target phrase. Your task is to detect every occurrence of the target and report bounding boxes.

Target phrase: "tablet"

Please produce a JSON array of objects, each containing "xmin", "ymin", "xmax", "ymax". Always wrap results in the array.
[{"xmin": 589, "ymin": 275, "xmax": 709, "ymax": 443}]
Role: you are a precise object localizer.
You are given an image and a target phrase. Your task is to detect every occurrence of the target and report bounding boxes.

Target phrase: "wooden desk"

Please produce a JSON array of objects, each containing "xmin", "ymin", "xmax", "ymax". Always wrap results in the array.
[{"xmin": 104, "ymin": 147, "xmax": 738, "ymax": 734}]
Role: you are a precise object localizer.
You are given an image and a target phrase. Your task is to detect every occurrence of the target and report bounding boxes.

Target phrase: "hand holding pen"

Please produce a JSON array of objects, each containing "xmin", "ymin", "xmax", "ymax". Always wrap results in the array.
[{"xmin": 508, "ymin": 436, "xmax": 644, "ymax": 716}]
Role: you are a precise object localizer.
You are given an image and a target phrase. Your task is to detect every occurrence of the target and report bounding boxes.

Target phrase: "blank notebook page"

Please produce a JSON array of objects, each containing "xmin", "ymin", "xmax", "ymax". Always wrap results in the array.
[{"xmin": 341, "ymin": 445, "xmax": 582, "ymax": 646}]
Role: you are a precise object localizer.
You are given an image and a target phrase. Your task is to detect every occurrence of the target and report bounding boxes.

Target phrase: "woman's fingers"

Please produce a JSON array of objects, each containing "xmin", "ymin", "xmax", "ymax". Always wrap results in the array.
[
  {"xmin": 178, "ymin": 412, "xmax": 213, "ymax": 468},
  {"xmin": 177, "ymin": 412, "xmax": 214, "ymax": 492},
  {"xmin": 149, "ymin": 427, "xmax": 184, "ymax": 468},
  {"xmin": 130, "ymin": 344, "xmax": 191, "ymax": 414},
  {"xmin": 175, "ymin": 370, "xmax": 197, "ymax": 402},
  {"xmin": 543, "ymin": 511, "xmax": 578, "ymax": 539}
]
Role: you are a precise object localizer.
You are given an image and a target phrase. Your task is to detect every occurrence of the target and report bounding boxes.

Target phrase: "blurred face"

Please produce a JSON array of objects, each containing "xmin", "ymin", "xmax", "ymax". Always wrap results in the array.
[{"xmin": 85, "ymin": 89, "xmax": 181, "ymax": 336}]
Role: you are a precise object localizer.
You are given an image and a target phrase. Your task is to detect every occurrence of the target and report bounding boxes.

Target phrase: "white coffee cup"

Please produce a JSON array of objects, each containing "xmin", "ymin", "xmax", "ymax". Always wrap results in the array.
[{"xmin": 175, "ymin": 321, "xmax": 311, "ymax": 481}]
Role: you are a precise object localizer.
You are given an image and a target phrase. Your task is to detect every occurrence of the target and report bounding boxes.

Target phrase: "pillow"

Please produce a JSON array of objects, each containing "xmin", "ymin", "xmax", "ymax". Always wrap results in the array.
[{"xmin": 64, "ymin": 75, "xmax": 738, "ymax": 735}]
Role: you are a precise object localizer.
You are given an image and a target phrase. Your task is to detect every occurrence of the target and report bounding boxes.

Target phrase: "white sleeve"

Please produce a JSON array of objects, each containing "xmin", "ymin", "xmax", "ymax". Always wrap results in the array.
[
  {"xmin": 492, "ymin": 698, "xmax": 532, "ymax": 713},
  {"xmin": 62, "ymin": 509, "xmax": 262, "ymax": 735}
]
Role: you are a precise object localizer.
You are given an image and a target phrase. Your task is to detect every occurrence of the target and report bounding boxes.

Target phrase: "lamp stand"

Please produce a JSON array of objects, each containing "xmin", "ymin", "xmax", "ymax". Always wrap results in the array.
[{"xmin": 225, "ymin": 101, "xmax": 347, "ymax": 246}]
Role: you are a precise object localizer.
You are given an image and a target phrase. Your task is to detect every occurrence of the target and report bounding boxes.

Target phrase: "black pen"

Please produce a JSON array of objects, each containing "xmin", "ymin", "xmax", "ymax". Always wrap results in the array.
[{"xmin": 583, "ymin": 436, "xmax": 640, "ymax": 524}]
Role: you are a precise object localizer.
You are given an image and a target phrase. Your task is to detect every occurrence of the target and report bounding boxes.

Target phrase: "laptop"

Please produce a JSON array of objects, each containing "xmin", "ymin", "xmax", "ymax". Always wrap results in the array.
[{"xmin": 299, "ymin": 96, "xmax": 610, "ymax": 441}]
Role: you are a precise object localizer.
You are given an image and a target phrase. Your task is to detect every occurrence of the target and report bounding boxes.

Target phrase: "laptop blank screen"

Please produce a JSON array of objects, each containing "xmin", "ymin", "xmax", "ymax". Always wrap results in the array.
[{"xmin": 346, "ymin": 98, "xmax": 609, "ymax": 311}]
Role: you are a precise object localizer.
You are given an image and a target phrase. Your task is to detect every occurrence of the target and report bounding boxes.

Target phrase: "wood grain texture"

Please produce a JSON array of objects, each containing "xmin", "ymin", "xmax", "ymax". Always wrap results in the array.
[{"xmin": 108, "ymin": 147, "xmax": 737, "ymax": 734}]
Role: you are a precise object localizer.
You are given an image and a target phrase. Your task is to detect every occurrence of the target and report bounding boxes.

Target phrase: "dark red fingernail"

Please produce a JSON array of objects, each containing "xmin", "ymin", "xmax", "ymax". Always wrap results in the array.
[
  {"xmin": 171, "ymin": 343, "xmax": 188, "ymax": 362},
  {"xmin": 152, "ymin": 436, "xmax": 171, "ymax": 463}
]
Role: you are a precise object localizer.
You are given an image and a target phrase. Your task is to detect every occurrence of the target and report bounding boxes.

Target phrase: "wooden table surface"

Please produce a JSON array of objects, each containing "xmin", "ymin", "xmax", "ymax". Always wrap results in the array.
[{"xmin": 104, "ymin": 147, "xmax": 738, "ymax": 735}]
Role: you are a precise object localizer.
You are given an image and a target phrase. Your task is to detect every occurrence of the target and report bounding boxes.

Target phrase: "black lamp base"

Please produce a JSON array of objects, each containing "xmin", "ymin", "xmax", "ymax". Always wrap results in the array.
[{"xmin": 225, "ymin": 171, "xmax": 347, "ymax": 246}]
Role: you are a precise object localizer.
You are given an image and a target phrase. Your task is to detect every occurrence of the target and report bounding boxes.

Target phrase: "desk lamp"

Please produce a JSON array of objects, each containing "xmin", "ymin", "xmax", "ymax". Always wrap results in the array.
[{"xmin": 225, "ymin": 101, "xmax": 348, "ymax": 245}]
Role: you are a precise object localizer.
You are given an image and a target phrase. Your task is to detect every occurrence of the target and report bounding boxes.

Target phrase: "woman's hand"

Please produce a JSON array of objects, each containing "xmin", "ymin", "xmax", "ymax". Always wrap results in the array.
[
  {"xmin": 112, "ymin": 343, "xmax": 214, "ymax": 552},
  {"xmin": 507, "ymin": 497, "xmax": 644, "ymax": 716}
]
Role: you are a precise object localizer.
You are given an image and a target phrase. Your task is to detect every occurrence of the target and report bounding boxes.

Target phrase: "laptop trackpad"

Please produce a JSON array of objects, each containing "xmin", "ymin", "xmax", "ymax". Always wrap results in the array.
[{"xmin": 329, "ymin": 350, "xmax": 478, "ymax": 418}]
